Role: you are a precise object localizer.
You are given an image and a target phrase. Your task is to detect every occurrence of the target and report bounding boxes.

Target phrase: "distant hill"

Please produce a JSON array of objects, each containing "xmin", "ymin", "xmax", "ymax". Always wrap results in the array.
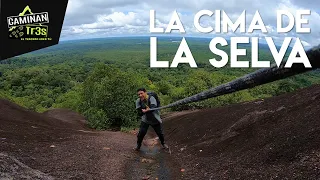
[{"xmin": 16, "ymin": 36, "xmax": 288, "ymax": 55}]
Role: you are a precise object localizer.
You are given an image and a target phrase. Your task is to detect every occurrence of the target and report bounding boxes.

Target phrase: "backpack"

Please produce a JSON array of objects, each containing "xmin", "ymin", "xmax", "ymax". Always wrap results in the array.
[{"xmin": 140, "ymin": 92, "xmax": 160, "ymax": 108}]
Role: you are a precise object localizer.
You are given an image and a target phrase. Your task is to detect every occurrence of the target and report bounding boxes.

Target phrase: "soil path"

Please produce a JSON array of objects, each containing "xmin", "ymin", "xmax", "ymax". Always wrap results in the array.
[{"xmin": 124, "ymin": 129, "xmax": 182, "ymax": 180}]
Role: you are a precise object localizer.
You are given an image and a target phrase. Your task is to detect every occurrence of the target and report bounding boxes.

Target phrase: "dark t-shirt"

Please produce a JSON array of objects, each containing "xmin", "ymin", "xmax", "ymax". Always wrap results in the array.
[{"xmin": 136, "ymin": 96, "xmax": 162, "ymax": 125}]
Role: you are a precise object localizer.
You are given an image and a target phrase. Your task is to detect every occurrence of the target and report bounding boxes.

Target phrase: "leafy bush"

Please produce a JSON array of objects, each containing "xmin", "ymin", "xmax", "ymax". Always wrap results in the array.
[
  {"xmin": 83, "ymin": 107, "xmax": 110, "ymax": 130},
  {"xmin": 80, "ymin": 64, "xmax": 147, "ymax": 129}
]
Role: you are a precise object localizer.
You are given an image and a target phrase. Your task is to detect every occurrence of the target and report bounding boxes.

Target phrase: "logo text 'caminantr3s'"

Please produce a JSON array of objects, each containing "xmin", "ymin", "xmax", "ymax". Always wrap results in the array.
[
  {"xmin": 7, "ymin": 5, "xmax": 52, "ymax": 41},
  {"xmin": 0, "ymin": 0, "xmax": 68, "ymax": 60}
]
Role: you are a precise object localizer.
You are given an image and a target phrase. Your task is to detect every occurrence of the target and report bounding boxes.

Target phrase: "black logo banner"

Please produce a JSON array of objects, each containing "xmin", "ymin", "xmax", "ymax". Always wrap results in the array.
[{"xmin": 0, "ymin": 0, "xmax": 69, "ymax": 60}]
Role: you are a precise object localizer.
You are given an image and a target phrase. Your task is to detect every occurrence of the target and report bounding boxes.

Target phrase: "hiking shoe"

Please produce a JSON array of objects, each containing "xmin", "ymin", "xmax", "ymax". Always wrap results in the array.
[
  {"xmin": 162, "ymin": 144, "xmax": 169, "ymax": 149},
  {"xmin": 134, "ymin": 145, "xmax": 141, "ymax": 151}
]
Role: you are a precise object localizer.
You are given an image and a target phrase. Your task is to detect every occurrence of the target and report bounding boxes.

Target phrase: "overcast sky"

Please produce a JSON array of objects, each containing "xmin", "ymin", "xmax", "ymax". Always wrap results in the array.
[{"xmin": 60, "ymin": 0, "xmax": 320, "ymax": 47}]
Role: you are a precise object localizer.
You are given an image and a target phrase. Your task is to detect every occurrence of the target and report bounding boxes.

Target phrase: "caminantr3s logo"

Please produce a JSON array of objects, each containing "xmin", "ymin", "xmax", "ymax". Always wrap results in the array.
[{"xmin": 7, "ymin": 5, "xmax": 52, "ymax": 41}]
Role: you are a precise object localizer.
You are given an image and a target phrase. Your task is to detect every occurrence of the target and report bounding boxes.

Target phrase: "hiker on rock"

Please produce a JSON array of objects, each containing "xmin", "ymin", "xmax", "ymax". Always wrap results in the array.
[{"xmin": 135, "ymin": 88, "xmax": 169, "ymax": 151}]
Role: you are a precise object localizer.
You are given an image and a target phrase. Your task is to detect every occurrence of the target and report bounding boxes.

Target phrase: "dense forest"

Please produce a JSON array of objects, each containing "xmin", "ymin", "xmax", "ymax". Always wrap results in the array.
[{"xmin": 0, "ymin": 37, "xmax": 319, "ymax": 130}]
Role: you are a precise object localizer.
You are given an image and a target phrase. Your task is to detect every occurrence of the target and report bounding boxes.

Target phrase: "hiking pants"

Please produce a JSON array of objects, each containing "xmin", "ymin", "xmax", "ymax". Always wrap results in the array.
[{"xmin": 137, "ymin": 121, "xmax": 165, "ymax": 146}]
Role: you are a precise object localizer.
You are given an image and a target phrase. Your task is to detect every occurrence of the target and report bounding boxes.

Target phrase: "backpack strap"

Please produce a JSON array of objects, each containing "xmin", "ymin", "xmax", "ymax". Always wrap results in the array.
[
  {"xmin": 147, "ymin": 93, "xmax": 151, "ymax": 106},
  {"xmin": 139, "ymin": 94, "xmax": 152, "ymax": 108}
]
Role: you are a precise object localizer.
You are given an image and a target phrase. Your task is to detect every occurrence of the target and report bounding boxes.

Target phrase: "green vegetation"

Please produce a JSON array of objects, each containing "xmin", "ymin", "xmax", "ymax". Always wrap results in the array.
[{"xmin": 0, "ymin": 37, "xmax": 319, "ymax": 130}]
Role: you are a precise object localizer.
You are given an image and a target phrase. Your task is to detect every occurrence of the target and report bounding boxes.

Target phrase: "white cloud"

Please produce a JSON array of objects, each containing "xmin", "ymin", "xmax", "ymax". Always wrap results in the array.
[
  {"xmin": 80, "ymin": 12, "xmax": 146, "ymax": 29},
  {"xmin": 301, "ymin": 40, "xmax": 311, "ymax": 47},
  {"xmin": 60, "ymin": 0, "xmax": 320, "ymax": 48}
]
